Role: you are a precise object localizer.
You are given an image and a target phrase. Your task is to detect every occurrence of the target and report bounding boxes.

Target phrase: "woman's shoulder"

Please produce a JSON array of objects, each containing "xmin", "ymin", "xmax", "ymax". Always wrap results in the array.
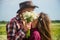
[
  {"xmin": 33, "ymin": 31, "xmax": 40, "ymax": 36},
  {"xmin": 33, "ymin": 31, "xmax": 41, "ymax": 40},
  {"xmin": 30, "ymin": 29, "xmax": 41, "ymax": 40}
]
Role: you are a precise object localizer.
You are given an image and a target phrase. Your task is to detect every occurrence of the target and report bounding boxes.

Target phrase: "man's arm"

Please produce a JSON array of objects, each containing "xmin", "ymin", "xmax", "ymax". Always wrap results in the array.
[
  {"xmin": 6, "ymin": 19, "xmax": 25, "ymax": 40},
  {"xmin": 6, "ymin": 21, "xmax": 16, "ymax": 40}
]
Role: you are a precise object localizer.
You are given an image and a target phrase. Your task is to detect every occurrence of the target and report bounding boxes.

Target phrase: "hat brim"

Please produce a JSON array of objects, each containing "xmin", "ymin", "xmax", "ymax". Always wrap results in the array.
[
  {"xmin": 17, "ymin": 6, "xmax": 38, "ymax": 13},
  {"xmin": 27, "ymin": 5, "xmax": 38, "ymax": 8}
]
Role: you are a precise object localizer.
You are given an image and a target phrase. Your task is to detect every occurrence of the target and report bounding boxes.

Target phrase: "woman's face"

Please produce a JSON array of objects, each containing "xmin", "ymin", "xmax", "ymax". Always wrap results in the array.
[
  {"xmin": 23, "ymin": 20, "xmax": 32, "ymax": 32},
  {"xmin": 31, "ymin": 19, "xmax": 38, "ymax": 28}
]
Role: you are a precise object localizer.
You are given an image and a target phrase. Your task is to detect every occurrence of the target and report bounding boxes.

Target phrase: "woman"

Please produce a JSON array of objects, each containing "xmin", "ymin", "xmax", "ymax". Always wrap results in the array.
[{"xmin": 29, "ymin": 12, "xmax": 52, "ymax": 40}]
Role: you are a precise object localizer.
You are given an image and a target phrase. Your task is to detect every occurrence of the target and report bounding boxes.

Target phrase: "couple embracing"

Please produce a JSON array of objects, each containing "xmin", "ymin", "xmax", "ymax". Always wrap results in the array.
[{"xmin": 6, "ymin": 1, "xmax": 51, "ymax": 40}]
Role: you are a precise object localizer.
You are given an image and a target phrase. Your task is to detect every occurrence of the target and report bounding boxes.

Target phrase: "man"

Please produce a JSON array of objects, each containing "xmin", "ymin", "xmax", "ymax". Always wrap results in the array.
[{"xmin": 6, "ymin": 1, "xmax": 38, "ymax": 40}]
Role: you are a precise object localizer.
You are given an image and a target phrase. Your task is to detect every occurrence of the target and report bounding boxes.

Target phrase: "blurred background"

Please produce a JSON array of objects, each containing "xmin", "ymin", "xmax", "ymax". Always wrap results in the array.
[{"xmin": 0, "ymin": 0, "xmax": 60, "ymax": 40}]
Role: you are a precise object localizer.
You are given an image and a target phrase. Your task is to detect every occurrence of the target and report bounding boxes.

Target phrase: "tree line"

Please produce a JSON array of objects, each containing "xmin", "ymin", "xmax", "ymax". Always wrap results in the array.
[{"xmin": 0, "ymin": 20, "xmax": 60, "ymax": 24}]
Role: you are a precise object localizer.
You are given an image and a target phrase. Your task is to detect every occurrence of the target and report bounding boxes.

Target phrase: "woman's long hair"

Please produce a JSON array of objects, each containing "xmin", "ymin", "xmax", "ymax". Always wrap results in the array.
[{"xmin": 36, "ymin": 12, "xmax": 52, "ymax": 40}]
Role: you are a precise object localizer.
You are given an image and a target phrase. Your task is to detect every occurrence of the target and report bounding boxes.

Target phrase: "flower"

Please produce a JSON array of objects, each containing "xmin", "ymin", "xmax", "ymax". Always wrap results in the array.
[{"xmin": 23, "ymin": 11, "xmax": 38, "ymax": 23}]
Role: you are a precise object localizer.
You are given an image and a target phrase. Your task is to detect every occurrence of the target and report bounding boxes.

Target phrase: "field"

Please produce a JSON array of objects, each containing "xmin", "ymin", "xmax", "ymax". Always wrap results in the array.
[
  {"xmin": 51, "ymin": 23, "xmax": 60, "ymax": 40},
  {"xmin": 0, "ymin": 22, "xmax": 60, "ymax": 40}
]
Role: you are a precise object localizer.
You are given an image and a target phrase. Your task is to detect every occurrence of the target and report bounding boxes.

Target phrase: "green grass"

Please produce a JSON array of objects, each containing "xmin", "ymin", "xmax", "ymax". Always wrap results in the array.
[
  {"xmin": 0, "ymin": 23, "xmax": 6, "ymax": 35},
  {"xmin": 0, "ymin": 23, "xmax": 60, "ymax": 40},
  {"xmin": 0, "ymin": 35, "xmax": 7, "ymax": 40},
  {"xmin": 51, "ymin": 23, "xmax": 60, "ymax": 40}
]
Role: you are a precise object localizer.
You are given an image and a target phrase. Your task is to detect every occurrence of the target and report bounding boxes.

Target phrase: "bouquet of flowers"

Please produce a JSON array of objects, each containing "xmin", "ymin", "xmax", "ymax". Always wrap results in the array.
[
  {"xmin": 23, "ymin": 11, "xmax": 38, "ymax": 38},
  {"xmin": 23, "ymin": 11, "xmax": 38, "ymax": 23}
]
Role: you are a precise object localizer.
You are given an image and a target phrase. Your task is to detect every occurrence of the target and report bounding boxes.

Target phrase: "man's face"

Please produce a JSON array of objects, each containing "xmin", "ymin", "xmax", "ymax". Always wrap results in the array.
[{"xmin": 22, "ymin": 8, "xmax": 34, "ymax": 13}]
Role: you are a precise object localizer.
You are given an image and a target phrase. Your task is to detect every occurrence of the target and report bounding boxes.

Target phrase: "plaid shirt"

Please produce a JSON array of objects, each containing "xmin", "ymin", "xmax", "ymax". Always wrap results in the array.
[{"xmin": 6, "ymin": 16, "xmax": 25, "ymax": 40}]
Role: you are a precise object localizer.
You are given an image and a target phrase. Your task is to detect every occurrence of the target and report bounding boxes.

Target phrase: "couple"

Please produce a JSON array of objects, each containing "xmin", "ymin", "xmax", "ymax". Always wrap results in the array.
[{"xmin": 6, "ymin": 1, "xmax": 51, "ymax": 40}]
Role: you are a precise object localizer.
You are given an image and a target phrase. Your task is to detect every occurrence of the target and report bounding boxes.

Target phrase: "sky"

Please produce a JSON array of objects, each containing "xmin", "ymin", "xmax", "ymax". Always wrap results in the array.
[{"xmin": 0, "ymin": 0, "xmax": 60, "ymax": 21}]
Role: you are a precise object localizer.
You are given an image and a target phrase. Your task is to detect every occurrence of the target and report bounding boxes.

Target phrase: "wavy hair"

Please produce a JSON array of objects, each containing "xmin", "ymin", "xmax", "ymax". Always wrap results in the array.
[{"xmin": 36, "ymin": 12, "xmax": 52, "ymax": 40}]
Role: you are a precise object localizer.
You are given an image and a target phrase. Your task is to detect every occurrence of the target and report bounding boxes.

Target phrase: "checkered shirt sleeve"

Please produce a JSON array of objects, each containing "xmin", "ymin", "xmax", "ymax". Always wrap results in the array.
[{"xmin": 6, "ymin": 19, "xmax": 25, "ymax": 40}]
